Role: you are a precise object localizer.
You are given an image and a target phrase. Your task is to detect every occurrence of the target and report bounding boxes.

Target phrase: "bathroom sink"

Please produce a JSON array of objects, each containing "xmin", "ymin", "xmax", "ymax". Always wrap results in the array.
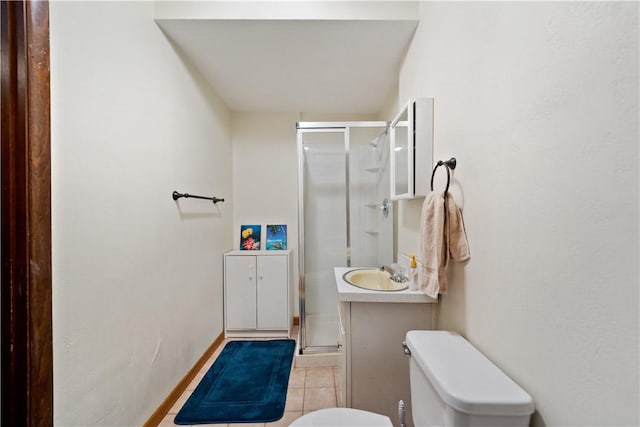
[{"xmin": 342, "ymin": 269, "xmax": 408, "ymax": 292}]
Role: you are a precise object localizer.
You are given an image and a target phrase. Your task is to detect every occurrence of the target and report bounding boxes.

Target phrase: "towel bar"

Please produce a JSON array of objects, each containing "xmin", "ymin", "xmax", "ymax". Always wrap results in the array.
[{"xmin": 172, "ymin": 191, "xmax": 225, "ymax": 204}]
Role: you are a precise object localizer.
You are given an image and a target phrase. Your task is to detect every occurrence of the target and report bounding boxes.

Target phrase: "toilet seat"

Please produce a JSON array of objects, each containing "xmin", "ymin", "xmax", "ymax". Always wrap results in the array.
[{"xmin": 289, "ymin": 408, "xmax": 392, "ymax": 426}]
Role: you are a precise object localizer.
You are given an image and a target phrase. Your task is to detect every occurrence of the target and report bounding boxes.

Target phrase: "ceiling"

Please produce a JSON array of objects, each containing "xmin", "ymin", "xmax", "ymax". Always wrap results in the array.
[{"xmin": 156, "ymin": 17, "xmax": 418, "ymax": 114}]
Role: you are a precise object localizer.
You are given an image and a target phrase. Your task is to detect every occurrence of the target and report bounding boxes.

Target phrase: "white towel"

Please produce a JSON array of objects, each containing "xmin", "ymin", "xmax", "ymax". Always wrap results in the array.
[{"xmin": 419, "ymin": 191, "xmax": 470, "ymax": 298}]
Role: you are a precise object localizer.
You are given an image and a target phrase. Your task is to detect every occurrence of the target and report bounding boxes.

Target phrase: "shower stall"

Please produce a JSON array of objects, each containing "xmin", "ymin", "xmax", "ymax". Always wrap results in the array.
[{"xmin": 297, "ymin": 121, "xmax": 393, "ymax": 354}]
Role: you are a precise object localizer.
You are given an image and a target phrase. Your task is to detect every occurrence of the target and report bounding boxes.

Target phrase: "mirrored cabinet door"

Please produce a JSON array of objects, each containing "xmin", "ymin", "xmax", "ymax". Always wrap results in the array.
[
  {"xmin": 390, "ymin": 106, "xmax": 410, "ymax": 198},
  {"xmin": 389, "ymin": 98, "xmax": 434, "ymax": 200}
]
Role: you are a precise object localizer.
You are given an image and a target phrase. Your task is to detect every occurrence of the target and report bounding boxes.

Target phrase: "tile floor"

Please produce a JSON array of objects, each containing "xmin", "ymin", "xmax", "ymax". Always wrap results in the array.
[{"xmin": 157, "ymin": 329, "xmax": 340, "ymax": 427}]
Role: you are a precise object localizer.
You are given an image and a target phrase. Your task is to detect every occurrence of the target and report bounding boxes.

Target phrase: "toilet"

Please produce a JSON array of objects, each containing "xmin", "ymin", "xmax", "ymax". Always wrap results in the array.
[
  {"xmin": 288, "ymin": 407, "xmax": 392, "ymax": 426},
  {"xmin": 290, "ymin": 330, "xmax": 534, "ymax": 426}
]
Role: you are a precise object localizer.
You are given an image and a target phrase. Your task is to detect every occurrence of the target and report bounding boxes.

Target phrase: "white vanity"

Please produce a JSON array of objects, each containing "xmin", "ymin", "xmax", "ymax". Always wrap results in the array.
[{"xmin": 335, "ymin": 267, "xmax": 437, "ymax": 426}]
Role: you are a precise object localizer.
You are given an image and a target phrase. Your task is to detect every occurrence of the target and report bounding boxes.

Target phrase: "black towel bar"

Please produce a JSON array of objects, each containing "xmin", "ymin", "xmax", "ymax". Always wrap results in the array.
[
  {"xmin": 430, "ymin": 157, "xmax": 457, "ymax": 195},
  {"xmin": 172, "ymin": 191, "xmax": 224, "ymax": 204}
]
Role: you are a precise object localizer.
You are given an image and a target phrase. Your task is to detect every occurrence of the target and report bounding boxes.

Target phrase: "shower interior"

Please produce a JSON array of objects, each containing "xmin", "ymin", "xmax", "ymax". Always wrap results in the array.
[{"xmin": 297, "ymin": 122, "xmax": 393, "ymax": 354}]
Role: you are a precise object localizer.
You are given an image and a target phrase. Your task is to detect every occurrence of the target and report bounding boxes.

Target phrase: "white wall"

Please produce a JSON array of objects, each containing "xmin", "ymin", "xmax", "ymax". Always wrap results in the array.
[
  {"xmin": 155, "ymin": 0, "xmax": 418, "ymax": 21},
  {"xmin": 397, "ymin": 2, "xmax": 638, "ymax": 426},
  {"xmin": 230, "ymin": 112, "xmax": 385, "ymax": 319},
  {"xmin": 50, "ymin": 2, "xmax": 232, "ymax": 425},
  {"xmin": 231, "ymin": 112, "xmax": 300, "ymax": 313}
]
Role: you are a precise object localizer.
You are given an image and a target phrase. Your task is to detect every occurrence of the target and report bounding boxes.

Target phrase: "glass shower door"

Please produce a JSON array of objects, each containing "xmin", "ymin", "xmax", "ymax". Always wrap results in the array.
[{"xmin": 298, "ymin": 129, "xmax": 347, "ymax": 349}]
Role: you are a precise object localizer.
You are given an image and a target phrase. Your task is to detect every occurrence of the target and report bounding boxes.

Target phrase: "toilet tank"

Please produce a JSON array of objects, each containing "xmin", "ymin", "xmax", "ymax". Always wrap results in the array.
[{"xmin": 405, "ymin": 331, "xmax": 534, "ymax": 427}]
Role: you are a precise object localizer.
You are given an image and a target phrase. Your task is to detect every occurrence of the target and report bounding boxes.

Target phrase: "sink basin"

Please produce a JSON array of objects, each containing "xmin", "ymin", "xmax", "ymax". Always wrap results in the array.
[{"xmin": 342, "ymin": 268, "xmax": 408, "ymax": 292}]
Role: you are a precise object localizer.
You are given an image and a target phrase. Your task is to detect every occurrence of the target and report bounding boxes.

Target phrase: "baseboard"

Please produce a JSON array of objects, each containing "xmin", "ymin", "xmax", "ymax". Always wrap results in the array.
[
  {"xmin": 293, "ymin": 316, "xmax": 300, "ymax": 326},
  {"xmin": 143, "ymin": 331, "xmax": 225, "ymax": 427}
]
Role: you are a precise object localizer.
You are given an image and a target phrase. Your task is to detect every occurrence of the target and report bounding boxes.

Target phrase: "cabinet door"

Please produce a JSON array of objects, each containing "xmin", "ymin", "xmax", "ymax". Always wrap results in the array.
[
  {"xmin": 390, "ymin": 103, "xmax": 411, "ymax": 200},
  {"xmin": 225, "ymin": 255, "xmax": 257, "ymax": 329},
  {"xmin": 390, "ymin": 98, "xmax": 433, "ymax": 200},
  {"xmin": 256, "ymin": 255, "xmax": 288, "ymax": 329}
]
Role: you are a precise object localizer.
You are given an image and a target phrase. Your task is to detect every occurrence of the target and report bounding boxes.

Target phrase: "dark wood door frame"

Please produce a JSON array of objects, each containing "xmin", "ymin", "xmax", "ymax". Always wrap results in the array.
[{"xmin": 1, "ymin": 1, "xmax": 53, "ymax": 425}]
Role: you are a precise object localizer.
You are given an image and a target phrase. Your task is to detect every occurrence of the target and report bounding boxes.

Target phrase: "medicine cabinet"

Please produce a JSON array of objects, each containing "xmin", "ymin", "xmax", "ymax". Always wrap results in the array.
[{"xmin": 389, "ymin": 98, "xmax": 434, "ymax": 200}]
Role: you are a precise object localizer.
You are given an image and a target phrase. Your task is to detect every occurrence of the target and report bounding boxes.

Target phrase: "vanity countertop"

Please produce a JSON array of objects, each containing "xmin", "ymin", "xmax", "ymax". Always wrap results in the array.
[{"xmin": 334, "ymin": 267, "xmax": 437, "ymax": 304}]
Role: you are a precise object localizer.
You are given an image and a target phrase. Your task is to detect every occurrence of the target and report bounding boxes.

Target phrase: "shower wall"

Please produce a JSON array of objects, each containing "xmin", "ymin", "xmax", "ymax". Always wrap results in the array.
[{"xmin": 349, "ymin": 128, "xmax": 393, "ymax": 268}]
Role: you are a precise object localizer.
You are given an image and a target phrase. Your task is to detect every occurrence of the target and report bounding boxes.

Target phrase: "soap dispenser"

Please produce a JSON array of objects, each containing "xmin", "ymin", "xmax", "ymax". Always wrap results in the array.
[{"xmin": 408, "ymin": 255, "xmax": 418, "ymax": 291}]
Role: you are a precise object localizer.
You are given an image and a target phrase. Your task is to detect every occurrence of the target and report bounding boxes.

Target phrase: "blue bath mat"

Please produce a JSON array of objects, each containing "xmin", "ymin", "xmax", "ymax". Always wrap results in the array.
[{"xmin": 174, "ymin": 339, "xmax": 296, "ymax": 425}]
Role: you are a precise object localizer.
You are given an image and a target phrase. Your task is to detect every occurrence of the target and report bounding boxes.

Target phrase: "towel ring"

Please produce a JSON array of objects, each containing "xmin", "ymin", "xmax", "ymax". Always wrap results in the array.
[{"xmin": 430, "ymin": 157, "xmax": 457, "ymax": 194}]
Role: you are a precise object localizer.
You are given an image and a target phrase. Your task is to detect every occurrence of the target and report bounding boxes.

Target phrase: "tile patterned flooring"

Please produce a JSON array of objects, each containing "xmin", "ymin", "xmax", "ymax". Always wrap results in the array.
[{"xmin": 157, "ymin": 330, "xmax": 339, "ymax": 427}]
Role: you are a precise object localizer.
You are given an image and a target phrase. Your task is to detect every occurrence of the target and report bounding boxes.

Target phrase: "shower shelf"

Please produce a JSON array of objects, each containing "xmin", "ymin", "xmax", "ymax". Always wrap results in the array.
[
  {"xmin": 364, "ymin": 230, "xmax": 379, "ymax": 235},
  {"xmin": 364, "ymin": 166, "xmax": 380, "ymax": 173}
]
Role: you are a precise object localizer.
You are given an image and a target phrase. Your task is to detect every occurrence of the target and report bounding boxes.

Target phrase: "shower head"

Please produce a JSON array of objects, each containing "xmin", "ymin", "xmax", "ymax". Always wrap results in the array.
[{"xmin": 370, "ymin": 128, "xmax": 389, "ymax": 148}]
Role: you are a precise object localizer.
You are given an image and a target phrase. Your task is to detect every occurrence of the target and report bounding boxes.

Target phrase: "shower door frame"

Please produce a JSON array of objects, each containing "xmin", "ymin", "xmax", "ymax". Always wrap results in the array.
[{"xmin": 296, "ymin": 121, "xmax": 388, "ymax": 354}]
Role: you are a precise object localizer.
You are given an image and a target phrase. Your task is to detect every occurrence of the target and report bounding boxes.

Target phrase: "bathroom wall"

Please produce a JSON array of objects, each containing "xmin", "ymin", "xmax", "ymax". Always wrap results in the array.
[
  {"xmin": 376, "ymin": 85, "xmax": 399, "ymax": 125},
  {"xmin": 231, "ymin": 112, "xmax": 300, "ymax": 314},
  {"xmin": 230, "ymin": 112, "xmax": 388, "ymax": 316},
  {"xmin": 396, "ymin": 2, "xmax": 638, "ymax": 426},
  {"xmin": 50, "ymin": 2, "xmax": 232, "ymax": 425}
]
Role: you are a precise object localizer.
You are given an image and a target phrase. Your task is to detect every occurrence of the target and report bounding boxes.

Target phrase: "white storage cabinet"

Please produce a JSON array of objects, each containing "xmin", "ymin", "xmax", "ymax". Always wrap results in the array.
[{"xmin": 224, "ymin": 250, "xmax": 292, "ymax": 337}]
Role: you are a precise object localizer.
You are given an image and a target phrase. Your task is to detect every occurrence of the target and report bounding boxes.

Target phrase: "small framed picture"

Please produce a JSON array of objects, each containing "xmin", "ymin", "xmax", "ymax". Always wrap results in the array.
[
  {"xmin": 240, "ymin": 225, "xmax": 261, "ymax": 250},
  {"xmin": 266, "ymin": 225, "xmax": 287, "ymax": 250}
]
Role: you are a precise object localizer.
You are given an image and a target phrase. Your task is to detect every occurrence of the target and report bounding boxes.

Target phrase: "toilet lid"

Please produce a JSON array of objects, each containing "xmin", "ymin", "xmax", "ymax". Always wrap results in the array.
[{"xmin": 289, "ymin": 408, "xmax": 392, "ymax": 426}]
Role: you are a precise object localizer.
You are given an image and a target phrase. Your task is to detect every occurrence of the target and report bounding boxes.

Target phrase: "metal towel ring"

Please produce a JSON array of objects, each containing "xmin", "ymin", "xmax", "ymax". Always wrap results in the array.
[{"xmin": 430, "ymin": 157, "xmax": 457, "ymax": 194}]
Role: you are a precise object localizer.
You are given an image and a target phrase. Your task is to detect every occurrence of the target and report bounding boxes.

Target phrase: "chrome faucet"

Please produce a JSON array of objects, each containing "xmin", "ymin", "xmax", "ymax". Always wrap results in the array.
[{"xmin": 379, "ymin": 264, "xmax": 408, "ymax": 283}]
